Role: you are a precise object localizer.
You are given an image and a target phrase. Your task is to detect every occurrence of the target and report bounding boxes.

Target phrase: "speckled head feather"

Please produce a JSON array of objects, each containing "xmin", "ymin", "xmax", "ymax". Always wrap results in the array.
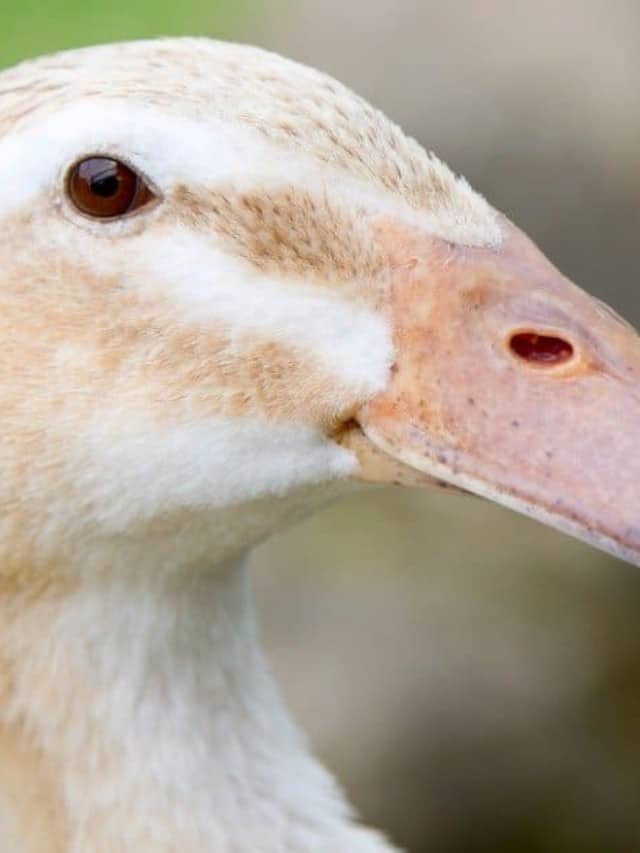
[{"xmin": 0, "ymin": 38, "xmax": 500, "ymax": 247}]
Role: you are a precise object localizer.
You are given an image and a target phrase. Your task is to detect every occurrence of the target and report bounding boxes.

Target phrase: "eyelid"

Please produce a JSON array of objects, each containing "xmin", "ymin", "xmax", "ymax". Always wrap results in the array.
[{"xmin": 63, "ymin": 149, "xmax": 162, "ymax": 197}]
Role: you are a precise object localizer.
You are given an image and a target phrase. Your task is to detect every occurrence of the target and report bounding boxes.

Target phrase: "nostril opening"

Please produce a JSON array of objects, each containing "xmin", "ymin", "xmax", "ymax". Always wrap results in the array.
[{"xmin": 509, "ymin": 332, "xmax": 574, "ymax": 366}]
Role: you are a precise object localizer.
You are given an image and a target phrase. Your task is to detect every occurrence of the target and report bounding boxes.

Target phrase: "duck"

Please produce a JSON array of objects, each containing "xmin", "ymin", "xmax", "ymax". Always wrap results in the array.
[{"xmin": 0, "ymin": 36, "xmax": 639, "ymax": 853}]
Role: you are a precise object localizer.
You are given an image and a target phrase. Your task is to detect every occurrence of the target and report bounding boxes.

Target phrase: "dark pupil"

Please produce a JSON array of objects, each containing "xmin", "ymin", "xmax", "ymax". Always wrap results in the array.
[{"xmin": 90, "ymin": 169, "xmax": 121, "ymax": 198}]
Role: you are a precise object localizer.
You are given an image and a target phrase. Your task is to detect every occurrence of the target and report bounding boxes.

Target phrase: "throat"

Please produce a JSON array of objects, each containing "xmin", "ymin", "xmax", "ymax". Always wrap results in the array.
[{"xmin": 0, "ymin": 559, "xmax": 396, "ymax": 852}]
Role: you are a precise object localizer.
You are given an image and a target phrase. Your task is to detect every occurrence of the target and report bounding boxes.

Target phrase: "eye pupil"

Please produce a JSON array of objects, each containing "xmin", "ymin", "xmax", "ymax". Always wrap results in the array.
[
  {"xmin": 91, "ymin": 173, "xmax": 121, "ymax": 198},
  {"xmin": 509, "ymin": 332, "xmax": 574, "ymax": 365},
  {"xmin": 67, "ymin": 156, "xmax": 154, "ymax": 219}
]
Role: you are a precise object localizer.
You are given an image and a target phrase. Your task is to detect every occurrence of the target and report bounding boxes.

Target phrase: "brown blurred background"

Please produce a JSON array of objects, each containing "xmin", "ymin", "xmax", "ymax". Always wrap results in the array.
[{"xmin": 3, "ymin": 1, "xmax": 640, "ymax": 850}]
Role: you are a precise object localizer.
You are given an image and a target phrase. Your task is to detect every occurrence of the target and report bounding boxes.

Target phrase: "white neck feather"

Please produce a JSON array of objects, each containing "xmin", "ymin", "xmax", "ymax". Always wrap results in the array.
[{"xmin": 5, "ymin": 559, "xmax": 399, "ymax": 852}]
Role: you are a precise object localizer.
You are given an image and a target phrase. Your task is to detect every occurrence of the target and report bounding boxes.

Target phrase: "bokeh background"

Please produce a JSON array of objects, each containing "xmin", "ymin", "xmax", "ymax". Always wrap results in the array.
[{"xmin": 2, "ymin": 1, "xmax": 640, "ymax": 850}]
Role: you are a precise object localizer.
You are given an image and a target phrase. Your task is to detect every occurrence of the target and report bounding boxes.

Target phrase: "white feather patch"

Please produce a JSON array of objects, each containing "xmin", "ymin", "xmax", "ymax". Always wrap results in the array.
[{"xmin": 125, "ymin": 226, "xmax": 394, "ymax": 397}]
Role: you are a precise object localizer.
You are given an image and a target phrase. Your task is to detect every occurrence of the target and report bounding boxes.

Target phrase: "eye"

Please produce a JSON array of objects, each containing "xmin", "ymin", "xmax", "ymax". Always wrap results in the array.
[
  {"xmin": 509, "ymin": 331, "xmax": 574, "ymax": 366},
  {"xmin": 67, "ymin": 157, "xmax": 155, "ymax": 219}
]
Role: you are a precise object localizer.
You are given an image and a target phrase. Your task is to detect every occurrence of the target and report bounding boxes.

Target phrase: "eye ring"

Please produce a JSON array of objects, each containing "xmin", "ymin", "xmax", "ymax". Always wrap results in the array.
[
  {"xmin": 66, "ymin": 156, "xmax": 156, "ymax": 220},
  {"xmin": 508, "ymin": 331, "xmax": 575, "ymax": 367}
]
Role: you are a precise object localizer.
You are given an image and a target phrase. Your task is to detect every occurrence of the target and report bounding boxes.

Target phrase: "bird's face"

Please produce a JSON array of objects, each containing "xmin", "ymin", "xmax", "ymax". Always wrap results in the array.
[{"xmin": 0, "ymin": 38, "xmax": 638, "ymax": 578}]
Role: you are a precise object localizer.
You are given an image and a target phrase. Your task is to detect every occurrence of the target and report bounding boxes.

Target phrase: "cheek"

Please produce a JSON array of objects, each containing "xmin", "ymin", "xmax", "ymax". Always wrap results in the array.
[
  {"xmin": 0, "ymin": 223, "xmax": 392, "ymax": 547},
  {"xmin": 4, "ymin": 208, "xmax": 394, "ymax": 427},
  {"xmin": 63, "ymin": 414, "xmax": 358, "ymax": 537},
  {"xmin": 131, "ymin": 328, "xmax": 368, "ymax": 428},
  {"xmin": 125, "ymin": 227, "xmax": 395, "ymax": 402}
]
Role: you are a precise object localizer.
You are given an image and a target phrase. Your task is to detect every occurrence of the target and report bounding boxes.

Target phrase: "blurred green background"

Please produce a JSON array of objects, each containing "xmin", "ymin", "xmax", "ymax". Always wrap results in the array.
[
  {"xmin": 3, "ymin": 2, "xmax": 640, "ymax": 852},
  {"xmin": 0, "ymin": 0, "xmax": 263, "ymax": 67}
]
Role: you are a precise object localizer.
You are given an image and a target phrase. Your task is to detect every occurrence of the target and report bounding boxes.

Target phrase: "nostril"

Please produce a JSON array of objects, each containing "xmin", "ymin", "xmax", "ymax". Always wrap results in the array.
[{"xmin": 509, "ymin": 332, "xmax": 574, "ymax": 366}]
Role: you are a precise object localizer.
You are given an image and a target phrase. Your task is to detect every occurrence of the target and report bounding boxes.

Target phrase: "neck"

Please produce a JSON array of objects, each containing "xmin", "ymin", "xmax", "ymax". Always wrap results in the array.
[{"xmin": 0, "ymin": 558, "xmax": 397, "ymax": 852}]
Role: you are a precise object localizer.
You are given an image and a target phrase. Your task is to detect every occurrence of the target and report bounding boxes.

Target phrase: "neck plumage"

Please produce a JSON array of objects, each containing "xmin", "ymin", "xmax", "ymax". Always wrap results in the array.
[{"xmin": 0, "ymin": 558, "xmax": 398, "ymax": 852}]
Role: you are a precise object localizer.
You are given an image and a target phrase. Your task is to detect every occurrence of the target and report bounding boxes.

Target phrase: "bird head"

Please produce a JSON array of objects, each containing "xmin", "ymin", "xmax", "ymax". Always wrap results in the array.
[{"xmin": 0, "ymin": 38, "xmax": 638, "ymax": 577}]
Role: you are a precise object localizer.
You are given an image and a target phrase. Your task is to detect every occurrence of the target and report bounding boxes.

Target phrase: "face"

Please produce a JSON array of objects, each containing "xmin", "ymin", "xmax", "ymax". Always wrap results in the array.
[
  {"xmin": 0, "ymin": 38, "xmax": 638, "ymax": 577},
  {"xmin": 0, "ymin": 41, "xmax": 404, "ymax": 574}
]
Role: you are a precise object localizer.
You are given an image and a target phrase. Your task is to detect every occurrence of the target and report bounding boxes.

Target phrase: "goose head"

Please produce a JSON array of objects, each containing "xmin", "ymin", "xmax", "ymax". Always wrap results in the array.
[{"xmin": 0, "ymin": 37, "xmax": 638, "ymax": 581}]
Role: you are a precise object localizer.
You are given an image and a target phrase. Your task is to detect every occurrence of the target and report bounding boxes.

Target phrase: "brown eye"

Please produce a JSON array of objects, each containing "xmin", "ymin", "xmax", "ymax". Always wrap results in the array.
[
  {"xmin": 67, "ymin": 157, "xmax": 154, "ymax": 219},
  {"xmin": 509, "ymin": 331, "xmax": 574, "ymax": 366}
]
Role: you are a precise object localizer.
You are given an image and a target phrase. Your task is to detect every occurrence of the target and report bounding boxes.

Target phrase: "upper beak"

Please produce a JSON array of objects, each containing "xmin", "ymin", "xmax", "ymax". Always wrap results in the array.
[{"xmin": 345, "ymin": 214, "xmax": 640, "ymax": 567}]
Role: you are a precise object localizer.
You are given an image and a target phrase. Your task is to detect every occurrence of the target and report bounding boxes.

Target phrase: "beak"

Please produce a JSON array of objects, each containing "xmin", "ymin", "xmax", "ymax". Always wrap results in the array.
[{"xmin": 343, "ymin": 214, "xmax": 640, "ymax": 568}]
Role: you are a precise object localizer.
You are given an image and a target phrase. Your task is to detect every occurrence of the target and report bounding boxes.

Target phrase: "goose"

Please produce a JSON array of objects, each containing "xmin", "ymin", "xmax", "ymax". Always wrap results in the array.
[{"xmin": 0, "ymin": 35, "xmax": 639, "ymax": 853}]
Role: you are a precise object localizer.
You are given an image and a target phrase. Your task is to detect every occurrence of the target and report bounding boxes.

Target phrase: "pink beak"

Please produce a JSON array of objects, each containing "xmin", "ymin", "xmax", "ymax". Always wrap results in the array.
[{"xmin": 350, "ymin": 214, "xmax": 640, "ymax": 567}]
